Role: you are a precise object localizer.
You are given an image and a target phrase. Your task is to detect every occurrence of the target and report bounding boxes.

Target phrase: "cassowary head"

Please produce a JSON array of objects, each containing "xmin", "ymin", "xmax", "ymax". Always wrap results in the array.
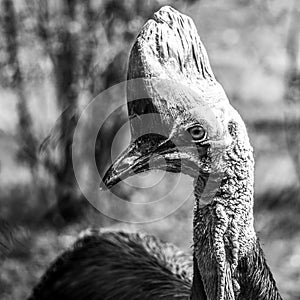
[
  {"xmin": 102, "ymin": 6, "xmax": 251, "ymax": 194},
  {"xmin": 102, "ymin": 8, "xmax": 259, "ymax": 299}
]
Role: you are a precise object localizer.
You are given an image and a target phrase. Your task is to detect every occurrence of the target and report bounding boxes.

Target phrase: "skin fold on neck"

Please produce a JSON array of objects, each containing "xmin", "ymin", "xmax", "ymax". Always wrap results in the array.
[{"xmin": 191, "ymin": 119, "xmax": 282, "ymax": 300}]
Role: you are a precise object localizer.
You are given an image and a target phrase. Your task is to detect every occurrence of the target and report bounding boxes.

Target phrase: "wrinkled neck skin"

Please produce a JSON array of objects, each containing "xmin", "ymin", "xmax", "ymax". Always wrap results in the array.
[{"xmin": 191, "ymin": 120, "xmax": 282, "ymax": 300}]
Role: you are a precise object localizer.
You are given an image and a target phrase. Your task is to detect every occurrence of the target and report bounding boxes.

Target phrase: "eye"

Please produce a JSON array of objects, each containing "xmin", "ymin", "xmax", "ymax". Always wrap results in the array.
[{"xmin": 188, "ymin": 125, "xmax": 207, "ymax": 142}]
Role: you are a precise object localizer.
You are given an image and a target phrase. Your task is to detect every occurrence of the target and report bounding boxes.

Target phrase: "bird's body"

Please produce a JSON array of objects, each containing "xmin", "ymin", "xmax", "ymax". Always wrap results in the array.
[
  {"xmin": 29, "ymin": 6, "xmax": 283, "ymax": 300},
  {"xmin": 29, "ymin": 230, "xmax": 192, "ymax": 300}
]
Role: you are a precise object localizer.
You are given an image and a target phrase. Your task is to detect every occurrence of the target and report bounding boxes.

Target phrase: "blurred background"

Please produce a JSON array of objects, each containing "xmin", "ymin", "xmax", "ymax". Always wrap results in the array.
[{"xmin": 0, "ymin": 0, "xmax": 300, "ymax": 299}]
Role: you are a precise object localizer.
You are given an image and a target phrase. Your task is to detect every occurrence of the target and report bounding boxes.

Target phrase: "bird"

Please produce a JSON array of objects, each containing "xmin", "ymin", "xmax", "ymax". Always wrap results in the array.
[{"xmin": 28, "ymin": 6, "xmax": 283, "ymax": 300}]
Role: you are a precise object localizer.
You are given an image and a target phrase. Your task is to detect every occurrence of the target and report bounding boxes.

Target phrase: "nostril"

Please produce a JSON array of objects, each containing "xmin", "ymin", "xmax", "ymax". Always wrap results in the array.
[
  {"xmin": 120, "ymin": 162, "xmax": 131, "ymax": 172},
  {"xmin": 119, "ymin": 157, "xmax": 137, "ymax": 171}
]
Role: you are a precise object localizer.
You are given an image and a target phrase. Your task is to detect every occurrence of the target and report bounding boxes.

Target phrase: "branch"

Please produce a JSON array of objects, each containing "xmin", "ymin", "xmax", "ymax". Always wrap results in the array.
[
  {"xmin": 1, "ymin": 0, "xmax": 38, "ymax": 170},
  {"xmin": 36, "ymin": 0, "xmax": 57, "ymax": 67}
]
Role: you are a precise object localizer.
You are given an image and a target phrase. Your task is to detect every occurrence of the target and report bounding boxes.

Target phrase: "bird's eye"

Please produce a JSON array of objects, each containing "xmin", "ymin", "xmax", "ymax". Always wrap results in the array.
[{"xmin": 188, "ymin": 126, "xmax": 207, "ymax": 142}]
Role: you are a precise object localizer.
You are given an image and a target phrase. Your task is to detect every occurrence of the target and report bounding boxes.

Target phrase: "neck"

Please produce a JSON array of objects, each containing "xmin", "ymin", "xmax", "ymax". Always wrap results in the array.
[{"xmin": 191, "ymin": 121, "xmax": 282, "ymax": 300}]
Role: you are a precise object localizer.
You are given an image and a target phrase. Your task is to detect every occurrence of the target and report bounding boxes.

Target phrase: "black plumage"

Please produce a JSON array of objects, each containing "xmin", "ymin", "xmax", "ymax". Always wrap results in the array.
[{"xmin": 29, "ymin": 230, "xmax": 192, "ymax": 300}]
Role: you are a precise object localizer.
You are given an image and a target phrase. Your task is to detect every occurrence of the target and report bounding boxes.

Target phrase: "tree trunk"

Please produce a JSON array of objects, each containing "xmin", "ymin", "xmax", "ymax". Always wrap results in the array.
[
  {"xmin": 285, "ymin": 1, "xmax": 300, "ymax": 185},
  {"xmin": 37, "ymin": 0, "xmax": 86, "ymax": 224},
  {"xmin": 2, "ymin": 0, "xmax": 38, "ymax": 173}
]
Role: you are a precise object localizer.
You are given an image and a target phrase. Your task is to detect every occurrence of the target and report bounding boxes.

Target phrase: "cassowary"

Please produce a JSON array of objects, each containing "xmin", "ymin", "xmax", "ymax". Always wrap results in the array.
[{"xmin": 28, "ymin": 6, "xmax": 283, "ymax": 300}]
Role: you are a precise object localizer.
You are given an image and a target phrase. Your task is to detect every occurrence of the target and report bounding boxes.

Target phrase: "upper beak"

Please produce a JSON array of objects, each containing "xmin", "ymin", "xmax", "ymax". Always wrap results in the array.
[{"xmin": 100, "ymin": 134, "xmax": 180, "ymax": 190}]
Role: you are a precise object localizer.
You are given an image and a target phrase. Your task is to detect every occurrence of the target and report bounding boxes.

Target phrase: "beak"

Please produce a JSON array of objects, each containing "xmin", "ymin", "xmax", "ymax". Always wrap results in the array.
[{"xmin": 100, "ymin": 134, "xmax": 181, "ymax": 190}]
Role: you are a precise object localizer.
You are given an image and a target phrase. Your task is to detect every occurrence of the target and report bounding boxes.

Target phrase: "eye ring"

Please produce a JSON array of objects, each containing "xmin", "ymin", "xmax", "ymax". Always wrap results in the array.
[{"xmin": 188, "ymin": 125, "xmax": 207, "ymax": 142}]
